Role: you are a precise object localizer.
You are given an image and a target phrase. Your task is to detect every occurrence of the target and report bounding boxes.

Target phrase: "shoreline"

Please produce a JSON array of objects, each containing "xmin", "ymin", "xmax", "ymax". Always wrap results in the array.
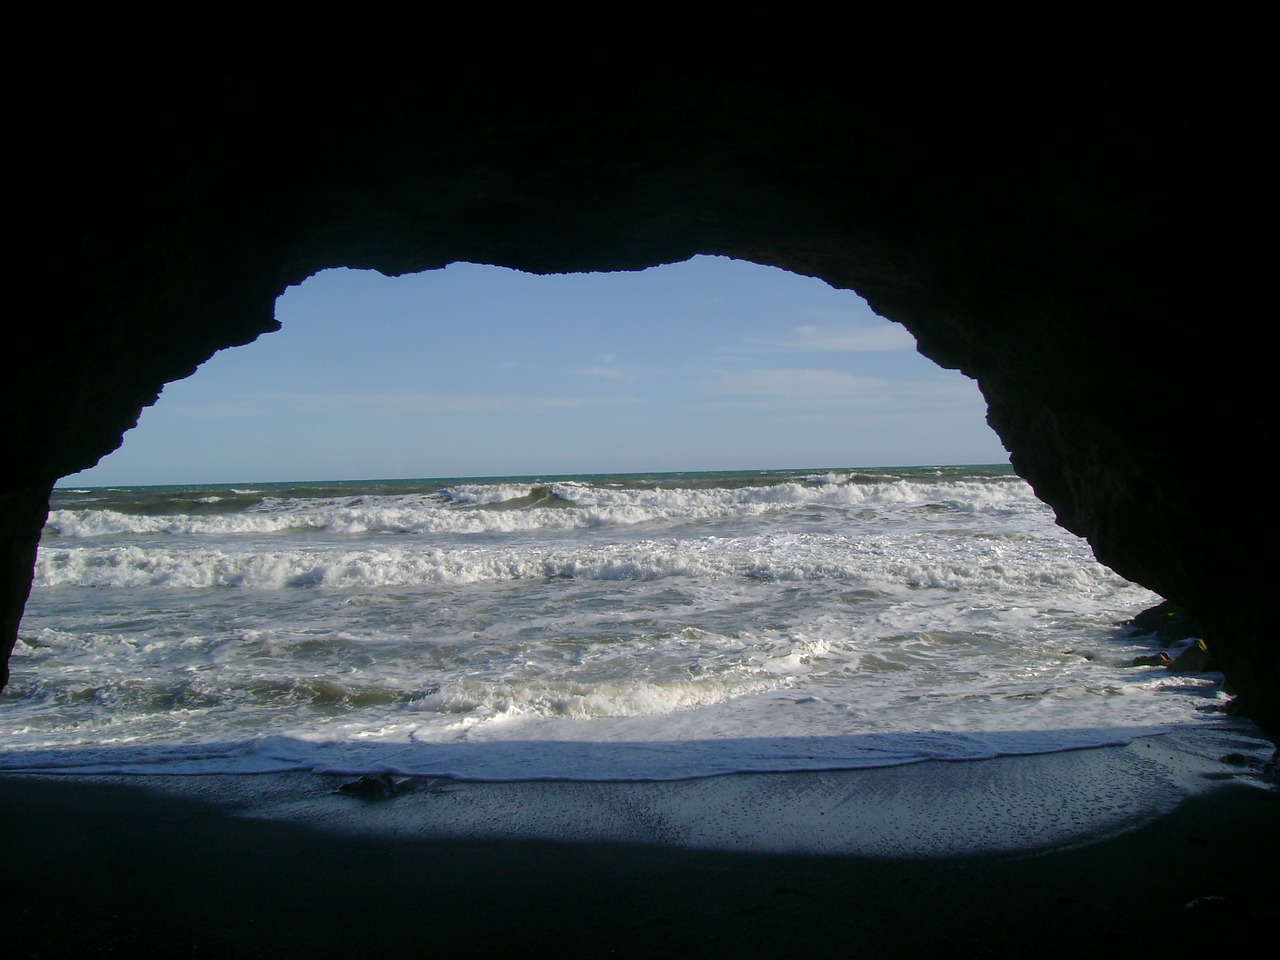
[{"xmin": 2, "ymin": 724, "xmax": 1276, "ymax": 958}]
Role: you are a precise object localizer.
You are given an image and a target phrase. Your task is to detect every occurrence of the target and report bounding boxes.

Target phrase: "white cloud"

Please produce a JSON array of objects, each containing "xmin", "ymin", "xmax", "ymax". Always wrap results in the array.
[
  {"xmin": 727, "ymin": 320, "xmax": 917, "ymax": 357},
  {"xmin": 707, "ymin": 368, "xmax": 983, "ymax": 410},
  {"xmin": 713, "ymin": 368, "xmax": 885, "ymax": 398},
  {"xmin": 221, "ymin": 391, "xmax": 587, "ymax": 413},
  {"xmin": 783, "ymin": 322, "xmax": 916, "ymax": 352},
  {"xmin": 573, "ymin": 365, "xmax": 637, "ymax": 382}
]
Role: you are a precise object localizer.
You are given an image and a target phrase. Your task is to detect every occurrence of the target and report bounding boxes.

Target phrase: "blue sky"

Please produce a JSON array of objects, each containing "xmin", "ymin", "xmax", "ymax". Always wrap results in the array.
[{"xmin": 62, "ymin": 256, "xmax": 1009, "ymax": 486}]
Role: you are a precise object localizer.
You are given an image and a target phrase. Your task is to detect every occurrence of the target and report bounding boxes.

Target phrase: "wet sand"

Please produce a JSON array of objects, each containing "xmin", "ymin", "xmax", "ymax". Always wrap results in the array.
[{"xmin": 2, "ymin": 726, "xmax": 1276, "ymax": 959}]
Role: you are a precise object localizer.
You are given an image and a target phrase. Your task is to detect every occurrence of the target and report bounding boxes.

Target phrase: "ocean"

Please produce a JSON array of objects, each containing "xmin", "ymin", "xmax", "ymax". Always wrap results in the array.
[{"xmin": 2, "ymin": 465, "xmax": 1227, "ymax": 781}]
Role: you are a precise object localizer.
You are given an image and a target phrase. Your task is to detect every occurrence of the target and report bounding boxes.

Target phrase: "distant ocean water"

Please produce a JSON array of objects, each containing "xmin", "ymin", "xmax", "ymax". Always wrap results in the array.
[{"xmin": 2, "ymin": 466, "xmax": 1226, "ymax": 780}]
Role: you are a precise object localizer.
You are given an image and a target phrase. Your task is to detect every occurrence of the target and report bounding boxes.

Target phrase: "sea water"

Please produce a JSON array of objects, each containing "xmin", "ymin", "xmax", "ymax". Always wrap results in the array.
[{"xmin": 0, "ymin": 466, "xmax": 1226, "ymax": 780}]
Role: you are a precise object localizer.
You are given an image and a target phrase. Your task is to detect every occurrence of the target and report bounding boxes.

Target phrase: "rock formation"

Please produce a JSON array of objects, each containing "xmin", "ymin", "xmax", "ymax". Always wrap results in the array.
[{"xmin": 5, "ymin": 34, "xmax": 1275, "ymax": 739}]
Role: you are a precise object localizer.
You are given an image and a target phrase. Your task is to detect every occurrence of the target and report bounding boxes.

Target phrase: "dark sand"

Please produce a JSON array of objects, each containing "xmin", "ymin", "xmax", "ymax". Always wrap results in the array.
[{"xmin": 2, "ymin": 727, "xmax": 1276, "ymax": 959}]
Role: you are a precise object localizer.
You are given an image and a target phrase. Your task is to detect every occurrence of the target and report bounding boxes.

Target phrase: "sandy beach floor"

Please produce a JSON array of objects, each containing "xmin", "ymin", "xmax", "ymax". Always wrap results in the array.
[{"xmin": 2, "ymin": 723, "xmax": 1276, "ymax": 959}]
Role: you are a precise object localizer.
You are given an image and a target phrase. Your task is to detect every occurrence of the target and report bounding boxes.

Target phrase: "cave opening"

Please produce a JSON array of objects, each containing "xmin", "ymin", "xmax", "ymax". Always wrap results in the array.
[{"xmin": 7, "ymin": 257, "xmax": 1219, "ymax": 787}]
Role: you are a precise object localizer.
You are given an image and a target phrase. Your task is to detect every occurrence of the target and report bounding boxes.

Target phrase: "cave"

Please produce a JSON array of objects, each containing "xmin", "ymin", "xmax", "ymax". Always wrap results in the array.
[{"xmin": 4, "ymin": 40, "xmax": 1275, "ymax": 749}]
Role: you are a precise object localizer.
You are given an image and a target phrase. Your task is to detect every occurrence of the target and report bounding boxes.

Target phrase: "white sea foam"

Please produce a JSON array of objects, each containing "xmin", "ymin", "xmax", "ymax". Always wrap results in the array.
[
  {"xmin": 7, "ymin": 467, "xmax": 1225, "ymax": 780},
  {"xmin": 32, "ymin": 529, "xmax": 1108, "ymax": 592},
  {"xmin": 43, "ymin": 477, "xmax": 1042, "ymax": 540}
]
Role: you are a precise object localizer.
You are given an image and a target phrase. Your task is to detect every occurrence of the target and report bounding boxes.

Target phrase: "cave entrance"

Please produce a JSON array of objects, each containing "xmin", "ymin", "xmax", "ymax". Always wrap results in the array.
[{"xmin": 16, "ymin": 257, "xmax": 1194, "ymax": 787}]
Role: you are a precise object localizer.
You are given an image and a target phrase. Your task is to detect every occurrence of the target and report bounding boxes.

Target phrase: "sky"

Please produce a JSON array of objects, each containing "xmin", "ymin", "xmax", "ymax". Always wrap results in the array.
[{"xmin": 61, "ymin": 256, "xmax": 1009, "ymax": 486}]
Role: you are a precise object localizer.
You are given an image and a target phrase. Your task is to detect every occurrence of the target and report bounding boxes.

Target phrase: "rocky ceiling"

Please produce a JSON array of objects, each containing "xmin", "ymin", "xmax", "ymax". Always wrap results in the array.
[{"xmin": 4, "ymin": 38, "xmax": 1275, "ymax": 740}]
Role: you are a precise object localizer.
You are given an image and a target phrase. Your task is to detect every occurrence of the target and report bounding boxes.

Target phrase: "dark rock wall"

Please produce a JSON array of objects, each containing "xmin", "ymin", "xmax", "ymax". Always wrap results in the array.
[{"xmin": 6, "ymin": 40, "xmax": 1276, "ymax": 735}]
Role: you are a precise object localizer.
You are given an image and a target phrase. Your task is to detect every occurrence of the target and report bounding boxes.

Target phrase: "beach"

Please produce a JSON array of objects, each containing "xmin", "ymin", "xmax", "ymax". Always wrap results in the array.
[{"xmin": 3, "ymin": 723, "xmax": 1275, "ymax": 959}]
